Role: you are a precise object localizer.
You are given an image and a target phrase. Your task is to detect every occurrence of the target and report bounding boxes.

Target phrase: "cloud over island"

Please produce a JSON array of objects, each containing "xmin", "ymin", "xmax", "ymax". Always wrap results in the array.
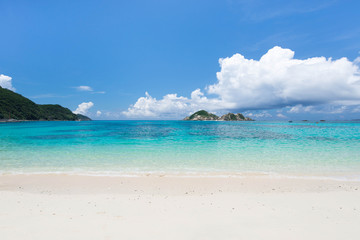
[
  {"xmin": 0, "ymin": 74, "xmax": 15, "ymax": 91},
  {"xmin": 73, "ymin": 102, "xmax": 94, "ymax": 115},
  {"xmin": 123, "ymin": 46, "xmax": 360, "ymax": 119}
]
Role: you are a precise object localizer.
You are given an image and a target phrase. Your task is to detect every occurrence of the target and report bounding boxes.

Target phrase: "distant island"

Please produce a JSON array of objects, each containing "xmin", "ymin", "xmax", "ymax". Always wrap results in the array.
[
  {"xmin": 0, "ymin": 86, "xmax": 91, "ymax": 121},
  {"xmin": 183, "ymin": 110, "xmax": 254, "ymax": 121}
]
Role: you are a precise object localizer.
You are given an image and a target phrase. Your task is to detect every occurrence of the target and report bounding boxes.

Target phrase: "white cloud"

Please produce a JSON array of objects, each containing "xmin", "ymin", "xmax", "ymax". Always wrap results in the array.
[
  {"xmin": 124, "ymin": 46, "xmax": 360, "ymax": 119},
  {"xmin": 0, "ymin": 74, "xmax": 15, "ymax": 91},
  {"xmin": 355, "ymin": 57, "xmax": 360, "ymax": 65},
  {"xmin": 287, "ymin": 104, "xmax": 314, "ymax": 113},
  {"xmin": 329, "ymin": 106, "xmax": 347, "ymax": 114},
  {"xmin": 74, "ymin": 86, "xmax": 105, "ymax": 94},
  {"xmin": 276, "ymin": 113, "xmax": 287, "ymax": 118},
  {"xmin": 122, "ymin": 90, "xmax": 225, "ymax": 118},
  {"xmin": 73, "ymin": 102, "xmax": 94, "ymax": 115},
  {"xmin": 75, "ymin": 86, "xmax": 93, "ymax": 91},
  {"xmin": 245, "ymin": 111, "xmax": 272, "ymax": 119},
  {"xmin": 96, "ymin": 110, "xmax": 102, "ymax": 116},
  {"xmin": 209, "ymin": 46, "xmax": 360, "ymax": 109},
  {"xmin": 352, "ymin": 106, "xmax": 360, "ymax": 113},
  {"xmin": 287, "ymin": 104, "xmax": 350, "ymax": 114}
]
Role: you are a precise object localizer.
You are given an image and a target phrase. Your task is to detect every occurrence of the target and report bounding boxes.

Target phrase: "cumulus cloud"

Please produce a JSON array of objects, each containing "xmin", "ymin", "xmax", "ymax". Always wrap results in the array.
[
  {"xmin": 209, "ymin": 46, "xmax": 360, "ymax": 109},
  {"xmin": 122, "ymin": 90, "xmax": 226, "ymax": 118},
  {"xmin": 123, "ymin": 46, "xmax": 360, "ymax": 119},
  {"xmin": 0, "ymin": 74, "xmax": 15, "ymax": 91},
  {"xmin": 73, "ymin": 102, "xmax": 94, "ymax": 115},
  {"xmin": 75, "ymin": 86, "xmax": 93, "ymax": 91},
  {"xmin": 96, "ymin": 110, "xmax": 102, "ymax": 116}
]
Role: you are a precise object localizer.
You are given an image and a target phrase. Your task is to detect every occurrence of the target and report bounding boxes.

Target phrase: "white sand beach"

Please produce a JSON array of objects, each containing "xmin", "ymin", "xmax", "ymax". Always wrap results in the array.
[{"xmin": 1, "ymin": 174, "xmax": 360, "ymax": 240}]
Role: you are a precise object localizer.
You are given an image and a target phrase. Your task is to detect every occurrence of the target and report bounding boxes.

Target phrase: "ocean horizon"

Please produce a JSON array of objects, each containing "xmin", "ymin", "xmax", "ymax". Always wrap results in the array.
[{"xmin": 1, "ymin": 120, "xmax": 360, "ymax": 179}]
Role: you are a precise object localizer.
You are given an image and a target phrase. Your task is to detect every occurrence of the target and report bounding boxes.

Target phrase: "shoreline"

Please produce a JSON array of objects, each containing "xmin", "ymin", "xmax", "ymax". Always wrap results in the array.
[{"xmin": 1, "ymin": 170, "xmax": 360, "ymax": 181}]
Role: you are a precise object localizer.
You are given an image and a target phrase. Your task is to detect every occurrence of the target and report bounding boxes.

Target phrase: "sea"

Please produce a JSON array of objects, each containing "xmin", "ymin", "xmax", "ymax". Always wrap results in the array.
[{"xmin": 1, "ymin": 120, "xmax": 360, "ymax": 179}]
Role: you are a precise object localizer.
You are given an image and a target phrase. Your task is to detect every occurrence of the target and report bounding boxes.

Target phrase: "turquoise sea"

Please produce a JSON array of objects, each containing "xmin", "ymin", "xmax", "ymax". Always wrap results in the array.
[{"xmin": 1, "ymin": 121, "xmax": 360, "ymax": 178}]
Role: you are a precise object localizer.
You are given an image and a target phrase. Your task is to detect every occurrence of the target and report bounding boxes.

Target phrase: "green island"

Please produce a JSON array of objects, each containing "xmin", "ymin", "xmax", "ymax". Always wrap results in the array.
[
  {"xmin": 0, "ymin": 86, "xmax": 91, "ymax": 121},
  {"xmin": 183, "ymin": 110, "xmax": 253, "ymax": 121}
]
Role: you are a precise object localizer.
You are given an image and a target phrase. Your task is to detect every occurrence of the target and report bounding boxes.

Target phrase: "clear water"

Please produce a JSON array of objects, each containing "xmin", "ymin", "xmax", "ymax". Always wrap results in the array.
[{"xmin": 1, "ymin": 121, "xmax": 360, "ymax": 176}]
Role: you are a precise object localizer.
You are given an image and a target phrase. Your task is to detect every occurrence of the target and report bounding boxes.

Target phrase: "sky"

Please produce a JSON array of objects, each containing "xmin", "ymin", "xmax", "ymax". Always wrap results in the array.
[{"xmin": 1, "ymin": 0, "xmax": 360, "ymax": 120}]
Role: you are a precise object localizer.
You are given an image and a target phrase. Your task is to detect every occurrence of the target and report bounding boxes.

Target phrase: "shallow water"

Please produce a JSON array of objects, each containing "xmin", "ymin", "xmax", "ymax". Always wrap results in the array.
[{"xmin": 0, "ymin": 120, "xmax": 360, "ymax": 176}]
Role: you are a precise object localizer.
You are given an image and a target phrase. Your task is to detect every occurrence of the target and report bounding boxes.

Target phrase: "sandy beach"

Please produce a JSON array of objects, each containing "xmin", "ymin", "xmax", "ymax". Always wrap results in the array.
[{"xmin": 0, "ymin": 174, "xmax": 359, "ymax": 240}]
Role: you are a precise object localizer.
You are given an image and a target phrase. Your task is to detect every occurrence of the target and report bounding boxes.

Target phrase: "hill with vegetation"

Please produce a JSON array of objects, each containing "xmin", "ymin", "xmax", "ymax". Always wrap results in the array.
[
  {"xmin": 183, "ymin": 110, "xmax": 219, "ymax": 121},
  {"xmin": 0, "ymin": 86, "xmax": 91, "ymax": 121},
  {"xmin": 183, "ymin": 110, "xmax": 253, "ymax": 121}
]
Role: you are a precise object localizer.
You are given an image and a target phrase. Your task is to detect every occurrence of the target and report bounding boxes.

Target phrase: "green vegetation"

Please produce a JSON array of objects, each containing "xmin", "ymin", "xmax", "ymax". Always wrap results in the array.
[
  {"xmin": 229, "ymin": 113, "xmax": 237, "ymax": 120},
  {"xmin": 75, "ymin": 114, "xmax": 92, "ymax": 121},
  {"xmin": 188, "ymin": 110, "xmax": 219, "ymax": 120},
  {"xmin": 236, "ymin": 113, "xmax": 245, "ymax": 120},
  {"xmin": 0, "ymin": 86, "xmax": 91, "ymax": 121},
  {"xmin": 224, "ymin": 113, "xmax": 237, "ymax": 121},
  {"xmin": 184, "ymin": 110, "xmax": 253, "ymax": 121}
]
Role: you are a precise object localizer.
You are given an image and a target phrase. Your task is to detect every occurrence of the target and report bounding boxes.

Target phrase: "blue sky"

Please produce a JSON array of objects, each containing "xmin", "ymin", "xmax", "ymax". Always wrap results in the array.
[{"xmin": 1, "ymin": 0, "xmax": 360, "ymax": 120}]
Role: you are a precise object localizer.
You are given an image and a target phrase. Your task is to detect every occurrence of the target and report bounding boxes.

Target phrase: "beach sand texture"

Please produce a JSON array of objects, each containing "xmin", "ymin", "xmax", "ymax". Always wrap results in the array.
[{"xmin": 1, "ymin": 174, "xmax": 360, "ymax": 240}]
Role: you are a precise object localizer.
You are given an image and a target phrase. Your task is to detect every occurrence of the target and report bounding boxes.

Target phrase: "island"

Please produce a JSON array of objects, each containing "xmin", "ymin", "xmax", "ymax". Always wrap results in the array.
[
  {"xmin": 0, "ymin": 86, "xmax": 91, "ymax": 121},
  {"xmin": 183, "ymin": 110, "xmax": 253, "ymax": 121}
]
